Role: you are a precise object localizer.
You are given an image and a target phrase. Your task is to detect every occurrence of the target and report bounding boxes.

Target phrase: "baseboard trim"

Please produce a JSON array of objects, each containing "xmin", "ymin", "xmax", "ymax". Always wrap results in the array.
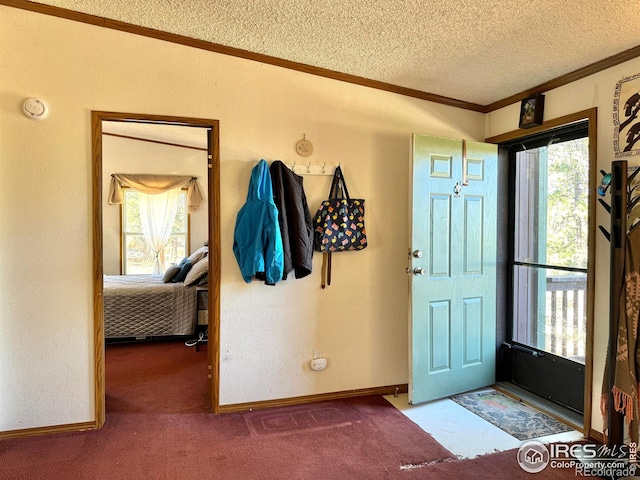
[
  {"xmin": 1, "ymin": 385, "xmax": 410, "ymax": 438},
  {"xmin": 218, "ymin": 384, "xmax": 409, "ymax": 413},
  {"xmin": 0, "ymin": 421, "xmax": 98, "ymax": 440}
]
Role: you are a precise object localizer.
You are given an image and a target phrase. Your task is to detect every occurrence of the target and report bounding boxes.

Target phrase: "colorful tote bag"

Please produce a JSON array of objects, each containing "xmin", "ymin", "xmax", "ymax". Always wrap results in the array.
[{"xmin": 313, "ymin": 166, "xmax": 367, "ymax": 253}]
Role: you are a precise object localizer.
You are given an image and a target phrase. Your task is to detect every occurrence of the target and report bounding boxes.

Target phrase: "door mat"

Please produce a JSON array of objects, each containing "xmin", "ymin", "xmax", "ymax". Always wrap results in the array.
[{"xmin": 450, "ymin": 390, "xmax": 574, "ymax": 440}]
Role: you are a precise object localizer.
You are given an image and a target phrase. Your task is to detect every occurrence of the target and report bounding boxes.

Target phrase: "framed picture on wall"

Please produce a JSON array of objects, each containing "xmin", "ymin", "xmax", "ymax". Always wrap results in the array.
[
  {"xmin": 614, "ymin": 73, "xmax": 640, "ymax": 157},
  {"xmin": 519, "ymin": 94, "xmax": 545, "ymax": 129}
]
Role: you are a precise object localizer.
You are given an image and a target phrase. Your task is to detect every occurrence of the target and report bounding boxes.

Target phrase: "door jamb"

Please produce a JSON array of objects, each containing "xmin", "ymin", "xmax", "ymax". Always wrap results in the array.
[{"xmin": 91, "ymin": 111, "xmax": 221, "ymax": 427}]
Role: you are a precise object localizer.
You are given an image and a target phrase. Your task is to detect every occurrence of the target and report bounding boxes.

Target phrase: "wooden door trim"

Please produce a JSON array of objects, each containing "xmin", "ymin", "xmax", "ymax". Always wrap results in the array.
[{"xmin": 91, "ymin": 111, "xmax": 221, "ymax": 426}]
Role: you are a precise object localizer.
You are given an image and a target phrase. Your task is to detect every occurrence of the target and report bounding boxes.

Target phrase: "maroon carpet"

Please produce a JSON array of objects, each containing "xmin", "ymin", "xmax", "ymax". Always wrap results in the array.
[
  {"xmin": 0, "ymin": 340, "xmax": 582, "ymax": 479},
  {"xmin": 105, "ymin": 339, "xmax": 209, "ymax": 414},
  {"xmin": 410, "ymin": 446, "xmax": 586, "ymax": 480},
  {"xmin": 0, "ymin": 340, "xmax": 453, "ymax": 479}
]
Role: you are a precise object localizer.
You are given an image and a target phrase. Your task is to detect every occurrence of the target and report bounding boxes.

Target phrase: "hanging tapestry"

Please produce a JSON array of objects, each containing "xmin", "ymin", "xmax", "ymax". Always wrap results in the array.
[{"xmin": 614, "ymin": 73, "xmax": 640, "ymax": 157}]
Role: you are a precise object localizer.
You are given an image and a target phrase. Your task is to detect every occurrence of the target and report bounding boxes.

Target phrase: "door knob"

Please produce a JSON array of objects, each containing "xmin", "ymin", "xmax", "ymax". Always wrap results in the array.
[
  {"xmin": 413, "ymin": 267, "xmax": 426, "ymax": 276},
  {"xmin": 412, "ymin": 250, "xmax": 423, "ymax": 258}
]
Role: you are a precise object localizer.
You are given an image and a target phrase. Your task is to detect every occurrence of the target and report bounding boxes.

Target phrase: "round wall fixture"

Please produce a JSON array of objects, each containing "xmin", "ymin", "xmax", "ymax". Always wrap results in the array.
[
  {"xmin": 23, "ymin": 98, "xmax": 49, "ymax": 120},
  {"xmin": 295, "ymin": 135, "xmax": 313, "ymax": 157}
]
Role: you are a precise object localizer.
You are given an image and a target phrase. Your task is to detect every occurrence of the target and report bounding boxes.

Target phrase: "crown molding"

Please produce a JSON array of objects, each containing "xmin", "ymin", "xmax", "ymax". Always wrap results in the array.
[
  {"xmin": 484, "ymin": 45, "xmax": 640, "ymax": 113},
  {"xmin": 0, "ymin": 0, "xmax": 485, "ymax": 111},
  {"xmin": 3, "ymin": 1, "xmax": 640, "ymax": 114}
]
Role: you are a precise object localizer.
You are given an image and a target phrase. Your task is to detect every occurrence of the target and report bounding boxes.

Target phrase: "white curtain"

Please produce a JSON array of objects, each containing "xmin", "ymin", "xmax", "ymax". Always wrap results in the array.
[{"xmin": 138, "ymin": 189, "xmax": 181, "ymax": 274}]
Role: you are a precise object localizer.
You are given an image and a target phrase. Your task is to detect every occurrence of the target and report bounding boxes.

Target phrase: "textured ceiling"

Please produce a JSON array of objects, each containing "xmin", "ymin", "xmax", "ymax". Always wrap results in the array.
[{"xmin": 30, "ymin": 0, "xmax": 640, "ymax": 106}]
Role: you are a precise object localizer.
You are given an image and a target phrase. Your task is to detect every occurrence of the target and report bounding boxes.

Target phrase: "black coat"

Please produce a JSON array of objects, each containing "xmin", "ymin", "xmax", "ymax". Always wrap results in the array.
[{"xmin": 269, "ymin": 161, "xmax": 314, "ymax": 279}]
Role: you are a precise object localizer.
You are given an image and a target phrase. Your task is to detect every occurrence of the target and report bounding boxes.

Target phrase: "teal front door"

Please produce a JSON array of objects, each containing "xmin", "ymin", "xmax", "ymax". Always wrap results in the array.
[{"xmin": 409, "ymin": 134, "xmax": 498, "ymax": 404}]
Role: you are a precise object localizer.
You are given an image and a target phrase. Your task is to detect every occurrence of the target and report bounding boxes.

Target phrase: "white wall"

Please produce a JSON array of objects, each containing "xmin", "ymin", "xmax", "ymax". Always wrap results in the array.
[
  {"xmin": 0, "ymin": 6, "xmax": 484, "ymax": 431},
  {"xmin": 486, "ymin": 56, "xmax": 640, "ymax": 435},
  {"xmin": 101, "ymin": 134, "xmax": 209, "ymax": 275}
]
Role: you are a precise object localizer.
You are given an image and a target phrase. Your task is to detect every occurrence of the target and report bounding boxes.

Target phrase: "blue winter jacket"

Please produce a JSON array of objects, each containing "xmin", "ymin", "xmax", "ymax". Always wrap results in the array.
[{"xmin": 233, "ymin": 160, "xmax": 284, "ymax": 284}]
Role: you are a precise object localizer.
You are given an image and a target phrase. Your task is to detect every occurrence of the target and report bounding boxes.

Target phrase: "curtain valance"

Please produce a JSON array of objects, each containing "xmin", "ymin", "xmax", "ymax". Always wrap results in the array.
[{"xmin": 108, "ymin": 174, "xmax": 204, "ymax": 212}]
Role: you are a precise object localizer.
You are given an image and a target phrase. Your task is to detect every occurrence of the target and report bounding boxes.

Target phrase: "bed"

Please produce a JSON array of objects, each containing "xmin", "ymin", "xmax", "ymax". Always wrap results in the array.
[{"xmin": 103, "ymin": 274, "xmax": 198, "ymax": 339}]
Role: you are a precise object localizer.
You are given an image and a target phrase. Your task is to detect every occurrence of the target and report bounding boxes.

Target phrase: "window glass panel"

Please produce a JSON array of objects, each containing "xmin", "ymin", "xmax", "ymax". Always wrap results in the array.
[
  {"xmin": 122, "ymin": 190, "xmax": 188, "ymax": 274},
  {"xmin": 124, "ymin": 190, "xmax": 142, "ymax": 232},
  {"xmin": 512, "ymin": 266, "xmax": 586, "ymax": 364},
  {"xmin": 511, "ymin": 133, "xmax": 589, "ymax": 365},
  {"xmin": 513, "ymin": 138, "xmax": 589, "ymax": 269},
  {"xmin": 163, "ymin": 233, "xmax": 186, "ymax": 267},
  {"xmin": 124, "ymin": 234, "xmax": 153, "ymax": 274},
  {"xmin": 172, "ymin": 197, "xmax": 186, "ymax": 233}
]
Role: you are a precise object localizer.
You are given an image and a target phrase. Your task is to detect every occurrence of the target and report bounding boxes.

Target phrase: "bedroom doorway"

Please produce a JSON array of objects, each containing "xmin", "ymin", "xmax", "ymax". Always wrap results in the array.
[{"xmin": 91, "ymin": 111, "xmax": 221, "ymax": 427}]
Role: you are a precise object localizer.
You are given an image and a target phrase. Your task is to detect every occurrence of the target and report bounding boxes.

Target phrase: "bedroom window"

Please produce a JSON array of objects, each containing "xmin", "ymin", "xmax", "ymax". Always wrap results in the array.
[{"xmin": 122, "ymin": 188, "xmax": 188, "ymax": 275}]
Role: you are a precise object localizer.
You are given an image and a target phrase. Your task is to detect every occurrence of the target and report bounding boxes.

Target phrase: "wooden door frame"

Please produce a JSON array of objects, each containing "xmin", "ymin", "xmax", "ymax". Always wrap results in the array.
[
  {"xmin": 91, "ymin": 111, "xmax": 221, "ymax": 427},
  {"xmin": 486, "ymin": 107, "xmax": 597, "ymax": 437}
]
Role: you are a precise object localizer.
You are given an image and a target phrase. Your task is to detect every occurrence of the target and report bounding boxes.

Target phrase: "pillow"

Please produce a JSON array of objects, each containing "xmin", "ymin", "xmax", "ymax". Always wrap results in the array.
[
  {"xmin": 172, "ymin": 257, "xmax": 193, "ymax": 283},
  {"xmin": 177, "ymin": 257, "xmax": 189, "ymax": 266},
  {"xmin": 184, "ymin": 256, "xmax": 209, "ymax": 286},
  {"xmin": 162, "ymin": 264, "xmax": 181, "ymax": 283},
  {"xmin": 188, "ymin": 246, "xmax": 208, "ymax": 265}
]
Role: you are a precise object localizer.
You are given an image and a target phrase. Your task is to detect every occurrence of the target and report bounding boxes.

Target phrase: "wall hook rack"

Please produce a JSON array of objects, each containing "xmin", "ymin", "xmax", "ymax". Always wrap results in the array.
[
  {"xmin": 287, "ymin": 161, "xmax": 335, "ymax": 176},
  {"xmin": 597, "ymin": 160, "xmax": 639, "ymax": 448}
]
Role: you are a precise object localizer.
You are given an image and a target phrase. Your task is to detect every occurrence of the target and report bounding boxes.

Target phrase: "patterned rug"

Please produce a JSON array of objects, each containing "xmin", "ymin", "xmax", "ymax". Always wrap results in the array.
[{"xmin": 450, "ymin": 390, "xmax": 574, "ymax": 440}]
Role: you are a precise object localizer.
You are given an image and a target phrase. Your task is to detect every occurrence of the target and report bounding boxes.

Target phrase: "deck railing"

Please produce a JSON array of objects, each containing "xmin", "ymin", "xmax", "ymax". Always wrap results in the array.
[{"xmin": 544, "ymin": 275, "xmax": 587, "ymax": 364}]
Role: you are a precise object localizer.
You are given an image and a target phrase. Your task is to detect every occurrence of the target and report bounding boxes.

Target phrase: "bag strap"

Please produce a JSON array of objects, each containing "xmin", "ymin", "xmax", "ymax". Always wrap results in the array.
[
  {"xmin": 329, "ymin": 166, "xmax": 351, "ymax": 201},
  {"xmin": 337, "ymin": 167, "xmax": 350, "ymax": 201},
  {"xmin": 321, "ymin": 166, "xmax": 347, "ymax": 289},
  {"xmin": 321, "ymin": 252, "xmax": 332, "ymax": 289},
  {"xmin": 321, "ymin": 252, "xmax": 328, "ymax": 289},
  {"xmin": 328, "ymin": 167, "xmax": 341, "ymax": 199}
]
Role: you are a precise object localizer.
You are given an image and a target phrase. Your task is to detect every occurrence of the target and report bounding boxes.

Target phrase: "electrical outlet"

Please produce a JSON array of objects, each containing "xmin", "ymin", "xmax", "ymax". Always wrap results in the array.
[
  {"xmin": 310, "ymin": 358, "xmax": 327, "ymax": 371},
  {"xmin": 313, "ymin": 349, "xmax": 322, "ymax": 359}
]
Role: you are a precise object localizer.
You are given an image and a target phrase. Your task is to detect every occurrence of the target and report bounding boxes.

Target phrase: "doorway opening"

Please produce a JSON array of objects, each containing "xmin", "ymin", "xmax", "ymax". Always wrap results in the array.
[
  {"xmin": 490, "ymin": 109, "xmax": 597, "ymax": 435},
  {"xmin": 91, "ymin": 112, "xmax": 221, "ymax": 427}
]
